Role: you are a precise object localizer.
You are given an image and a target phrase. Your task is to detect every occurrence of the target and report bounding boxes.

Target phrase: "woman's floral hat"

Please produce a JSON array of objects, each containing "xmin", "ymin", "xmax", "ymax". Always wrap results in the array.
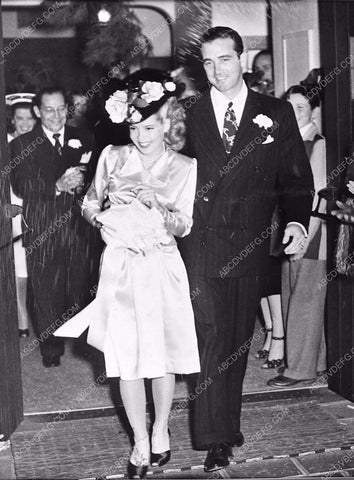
[{"xmin": 105, "ymin": 68, "xmax": 183, "ymax": 124}]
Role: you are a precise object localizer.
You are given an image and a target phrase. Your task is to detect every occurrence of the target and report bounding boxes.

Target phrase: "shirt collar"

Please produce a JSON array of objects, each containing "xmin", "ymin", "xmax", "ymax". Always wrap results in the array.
[
  {"xmin": 211, "ymin": 81, "xmax": 248, "ymax": 108},
  {"xmin": 299, "ymin": 122, "xmax": 314, "ymax": 138},
  {"xmin": 42, "ymin": 125, "xmax": 65, "ymax": 146}
]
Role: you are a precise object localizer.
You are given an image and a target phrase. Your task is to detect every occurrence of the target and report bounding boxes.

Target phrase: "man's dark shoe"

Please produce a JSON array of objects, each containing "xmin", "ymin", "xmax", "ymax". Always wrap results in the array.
[
  {"xmin": 42, "ymin": 354, "xmax": 61, "ymax": 368},
  {"xmin": 267, "ymin": 374, "xmax": 315, "ymax": 388},
  {"xmin": 204, "ymin": 443, "xmax": 232, "ymax": 472}
]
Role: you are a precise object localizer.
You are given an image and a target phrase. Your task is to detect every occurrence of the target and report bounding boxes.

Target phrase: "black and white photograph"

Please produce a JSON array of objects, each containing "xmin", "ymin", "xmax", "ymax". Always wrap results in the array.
[{"xmin": 0, "ymin": 1, "xmax": 353, "ymax": 479}]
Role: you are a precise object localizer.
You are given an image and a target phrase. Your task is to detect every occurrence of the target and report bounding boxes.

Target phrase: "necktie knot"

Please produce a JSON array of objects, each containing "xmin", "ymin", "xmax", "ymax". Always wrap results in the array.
[
  {"xmin": 223, "ymin": 102, "xmax": 238, "ymax": 155},
  {"xmin": 53, "ymin": 133, "xmax": 60, "ymax": 140}
]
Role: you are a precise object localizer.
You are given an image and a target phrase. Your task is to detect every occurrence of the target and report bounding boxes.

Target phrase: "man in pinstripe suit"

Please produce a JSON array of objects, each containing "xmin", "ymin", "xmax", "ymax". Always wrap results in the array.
[{"xmin": 179, "ymin": 26, "xmax": 314, "ymax": 471}]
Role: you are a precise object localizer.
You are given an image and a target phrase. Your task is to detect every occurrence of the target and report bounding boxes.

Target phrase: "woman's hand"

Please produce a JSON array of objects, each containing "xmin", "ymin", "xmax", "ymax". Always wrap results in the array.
[{"xmin": 131, "ymin": 185, "xmax": 159, "ymax": 209}]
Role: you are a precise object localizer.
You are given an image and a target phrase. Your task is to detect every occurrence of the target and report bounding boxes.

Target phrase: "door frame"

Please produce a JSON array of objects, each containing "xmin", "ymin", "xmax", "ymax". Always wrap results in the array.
[
  {"xmin": 318, "ymin": 0, "xmax": 354, "ymax": 402},
  {"xmin": 0, "ymin": 4, "xmax": 24, "ymax": 441}
]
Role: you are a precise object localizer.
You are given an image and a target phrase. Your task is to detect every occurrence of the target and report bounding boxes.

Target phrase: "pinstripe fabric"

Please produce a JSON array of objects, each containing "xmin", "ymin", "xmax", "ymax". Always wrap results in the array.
[
  {"xmin": 179, "ymin": 89, "xmax": 314, "ymax": 279},
  {"xmin": 180, "ymin": 88, "xmax": 314, "ymax": 447},
  {"xmin": 10, "ymin": 125, "xmax": 95, "ymax": 358},
  {"xmin": 188, "ymin": 275, "xmax": 262, "ymax": 448}
]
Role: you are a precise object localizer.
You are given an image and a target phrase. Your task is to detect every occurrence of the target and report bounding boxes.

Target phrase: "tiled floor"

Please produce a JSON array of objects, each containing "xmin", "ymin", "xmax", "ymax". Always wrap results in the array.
[{"xmin": 10, "ymin": 390, "xmax": 354, "ymax": 479}]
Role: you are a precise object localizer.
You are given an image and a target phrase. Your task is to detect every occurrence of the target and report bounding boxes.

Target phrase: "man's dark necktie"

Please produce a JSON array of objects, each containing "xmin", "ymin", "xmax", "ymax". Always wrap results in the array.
[
  {"xmin": 53, "ymin": 133, "xmax": 62, "ymax": 156},
  {"xmin": 223, "ymin": 102, "xmax": 238, "ymax": 155}
]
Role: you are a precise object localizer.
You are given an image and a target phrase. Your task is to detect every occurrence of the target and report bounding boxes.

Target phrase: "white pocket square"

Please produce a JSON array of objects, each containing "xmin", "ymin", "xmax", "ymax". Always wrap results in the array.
[
  {"xmin": 262, "ymin": 135, "xmax": 274, "ymax": 144},
  {"xmin": 80, "ymin": 151, "xmax": 92, "ymax": 164}
]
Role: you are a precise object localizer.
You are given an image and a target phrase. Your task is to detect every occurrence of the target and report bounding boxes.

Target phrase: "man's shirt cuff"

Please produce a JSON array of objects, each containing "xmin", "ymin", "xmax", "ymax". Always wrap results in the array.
[{"xmin": 286, "ymin": 221, "xmax": 308, "ymax": 238}]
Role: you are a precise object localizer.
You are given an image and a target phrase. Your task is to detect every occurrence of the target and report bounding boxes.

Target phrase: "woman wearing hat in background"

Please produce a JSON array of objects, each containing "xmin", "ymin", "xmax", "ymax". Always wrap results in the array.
[
  {"xmin": 55, "ymin": 69, "xmax": 200, "ymax": 478},
  {"xmin": 6, "ymin": 93, "xmax": 37, "ymax": 338}
]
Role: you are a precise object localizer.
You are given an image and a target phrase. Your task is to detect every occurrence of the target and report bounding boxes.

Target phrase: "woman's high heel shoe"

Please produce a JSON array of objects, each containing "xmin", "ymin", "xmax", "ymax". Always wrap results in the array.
[
  {"xmin": 127, "ymin": 435, "xmax": 149, "ymax": 479},
  {"xmin": 255, "ymin": 327, "xmax": 272, "ymax": 359},
  {"xmin": 261, "ymin": 336, "xmax": 284, "ymax": 369},
  {"xmin": 150, "ymin": 450, "xmax": 171, "ymax": 468},
  {"xmin": 127, "ymin": 460, "xmax": 148, "ymax": 479},
  {"xmin": 151, "ymin": 428, "xmax": 171, "ymax": 467}
]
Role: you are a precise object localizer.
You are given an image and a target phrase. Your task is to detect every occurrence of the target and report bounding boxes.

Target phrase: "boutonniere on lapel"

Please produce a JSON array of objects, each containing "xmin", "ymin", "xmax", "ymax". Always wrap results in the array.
[
  {"xmin": 67, "ymin": 139, "xmax": 82, "ymax": 149},
  {"xmin": 252, "ymin": 114, "xmax": 275, "ymax": 144}
]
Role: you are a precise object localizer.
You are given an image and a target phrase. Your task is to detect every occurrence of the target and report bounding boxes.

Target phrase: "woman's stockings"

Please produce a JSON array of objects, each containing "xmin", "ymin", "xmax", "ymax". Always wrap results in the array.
[
  {"xmin": 151, "ymin": 373, "xmax": 175, "ymax": 453},
  {"xmin": 120, "ymin": 378, "xmax": 150, "ymax": 466}
]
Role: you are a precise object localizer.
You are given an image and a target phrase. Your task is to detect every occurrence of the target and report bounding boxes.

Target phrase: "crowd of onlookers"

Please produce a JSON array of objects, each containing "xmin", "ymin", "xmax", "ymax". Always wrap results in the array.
[
  {"xmin": 245, "ymin": 52, "xmax": 328, "ymax": 388},
  {"xmin": 6, "ymin": 22, "xmax": 353, "ymax": 476},
  {"xmin": 5, "ymin": 48, "xmax": 347, "ymax": 389}
]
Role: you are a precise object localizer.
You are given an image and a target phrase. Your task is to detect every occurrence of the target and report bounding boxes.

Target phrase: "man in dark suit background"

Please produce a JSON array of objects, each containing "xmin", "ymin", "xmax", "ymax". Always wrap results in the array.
[
  {"xmin": 11, "ymin": 87, "xmax": 94, "ymax": 367},
  {"xmin": 179, "ymin": 27, "xmax": 314, "ymax": 471}
]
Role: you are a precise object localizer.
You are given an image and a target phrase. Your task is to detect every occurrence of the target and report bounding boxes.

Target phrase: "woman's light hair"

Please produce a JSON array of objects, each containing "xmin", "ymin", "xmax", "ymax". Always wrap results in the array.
[{"xmin": 157, "ymin": 97, "xmax": 186, "ymax": 151}]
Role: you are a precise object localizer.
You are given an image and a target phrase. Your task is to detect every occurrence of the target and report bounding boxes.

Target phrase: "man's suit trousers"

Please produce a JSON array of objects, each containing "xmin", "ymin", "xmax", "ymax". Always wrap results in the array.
[
  {"xmin": 27, "ymin": 247, "xmax": 93, "ymax": 358},
  {"xmin": 187, "ymin": 275, "xmax": 262, "ymax": 449}
]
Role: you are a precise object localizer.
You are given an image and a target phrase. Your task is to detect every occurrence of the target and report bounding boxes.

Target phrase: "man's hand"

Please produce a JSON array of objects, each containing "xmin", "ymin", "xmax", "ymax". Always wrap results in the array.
[
  {"xmin": 282, "ymin": 224, "xmax": 306, "ymax": 258},
  {"xmin": 56, "ymin": 167, "xmax": 85, "ymax": 195}
]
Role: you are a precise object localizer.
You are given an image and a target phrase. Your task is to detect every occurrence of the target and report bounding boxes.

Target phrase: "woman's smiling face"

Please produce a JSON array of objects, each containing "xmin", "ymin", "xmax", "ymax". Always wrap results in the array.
[
  {"xmin": 287, "ymin": 93, "xmax": 312, "ymax": 129},
  {"xmin": 12, "ymin": 107, "xmax": 36, "ymax": 135},
  {"xmin": 129, "ymin": 113, "xmax": 166, "ymax": 158}
]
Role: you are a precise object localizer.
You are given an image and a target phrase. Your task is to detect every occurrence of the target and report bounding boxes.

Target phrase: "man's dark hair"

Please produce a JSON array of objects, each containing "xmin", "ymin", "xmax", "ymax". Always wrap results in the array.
[
  {"xmin": 34, "ymin": 87, "xmax": 67, "ymax": 108},
  {"xmin": 285, "ymin": 84, "xmax": 320, "ymax": 110},
  {"xmin": 200, "ymin": 26, "xmax": 244, "ymax": 56},
  {"xmin": 252, "ymin": 50, "xmax": 272, "ymax": 71}
]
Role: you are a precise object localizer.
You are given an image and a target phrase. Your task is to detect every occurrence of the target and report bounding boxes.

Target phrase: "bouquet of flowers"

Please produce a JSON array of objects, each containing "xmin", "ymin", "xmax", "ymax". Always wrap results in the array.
[{"xmin": 96, "ymin": 199, "xmax": 170, "ymax": 253}]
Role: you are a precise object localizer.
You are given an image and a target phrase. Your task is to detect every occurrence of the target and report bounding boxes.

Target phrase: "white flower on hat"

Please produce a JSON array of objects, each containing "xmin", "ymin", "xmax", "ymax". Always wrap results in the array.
[
  {"xmin": 68, "ymin": 139, "xmax": 82, "ymax": 149},
  {"xmin": 105, "ymin": 90, "xmax": 128, "ymax": 123},
  {"xmin": 165, "ymin": 81, "xmax": 176, "ymax": 92},
  {"xmin": 253, "ymin": 114, "xmax": 273, "ymax": 129},
  {"xmin": 129, "ymin": 107, "xmax": 143, "ymax": 123},
  {"xmin": 141, "ymin": 81, "xmax": 164, "ymax": 103},
  {"xmin": 112, "ymin": 90, "xmax": 128, "ymax": 102}
]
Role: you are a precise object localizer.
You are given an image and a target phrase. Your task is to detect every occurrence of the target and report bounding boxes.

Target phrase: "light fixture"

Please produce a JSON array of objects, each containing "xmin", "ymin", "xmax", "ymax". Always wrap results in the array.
[{"xmin": 97, "ymin": 6, "xmax": 111, "ymax": 24}]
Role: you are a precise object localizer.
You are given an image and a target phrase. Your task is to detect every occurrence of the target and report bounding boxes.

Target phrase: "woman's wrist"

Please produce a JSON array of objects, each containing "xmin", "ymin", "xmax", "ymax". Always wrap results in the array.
[
  {"xmin": 90, "ymin": 214, "xmax": 103, "ymax": 229},
  {"xmin": 93, "ymin": 219, "xmax": 103, "ymax": 229}
]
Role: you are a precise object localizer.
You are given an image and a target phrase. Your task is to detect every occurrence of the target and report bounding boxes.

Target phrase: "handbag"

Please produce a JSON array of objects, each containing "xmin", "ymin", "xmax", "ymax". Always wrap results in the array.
[{"xmin": 335, "ymin": 197, "xmax": 354, "ymax": 276}]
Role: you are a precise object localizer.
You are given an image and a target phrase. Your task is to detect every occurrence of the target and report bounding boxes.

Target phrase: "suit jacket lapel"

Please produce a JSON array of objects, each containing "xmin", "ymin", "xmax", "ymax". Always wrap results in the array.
[
  {"xmin": 38, "ymin": 125, "xmax": 54, "ymax": 152},
  {"xmin": 62, "ymin": 126, "xmax": 82, "ymax": 168},
  {"xmin": 37, "ymin": 126, "xmax": 58, "ymax": 169},
  {"xmin": 218, "ymin": 91, "xmax": 268, "ymax": 194},
  {"xmin": 63, "ymin": 126, "xmax": 73, "ymax": 160},
  {"xmin": 230, "ymin": 90, "xmax": 262, "ymax": 157},
  {"xmin": 192, "ymin": 89, "xmax": 263, "ymax": 171},
  {"xmin": 190, "ymin": 90, "xmax": 227, "ymax": 170}
]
